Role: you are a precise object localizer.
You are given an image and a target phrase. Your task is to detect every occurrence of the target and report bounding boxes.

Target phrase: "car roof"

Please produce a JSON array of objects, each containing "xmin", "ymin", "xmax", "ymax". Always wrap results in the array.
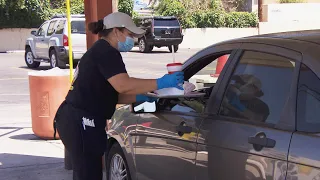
[{"xmin": 192, "ymin": 29, "xmax": 320, "ymax": 77}]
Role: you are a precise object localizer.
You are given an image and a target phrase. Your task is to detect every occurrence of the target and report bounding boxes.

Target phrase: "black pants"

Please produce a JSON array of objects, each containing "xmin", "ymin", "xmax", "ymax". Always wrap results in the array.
[
  {"xmin": 70, "ymin": 151, "xmax": 103, "ymax": 180},
  {"xmin": 55, "ymin": 101, "xmax": 107, "ymax": 180}
]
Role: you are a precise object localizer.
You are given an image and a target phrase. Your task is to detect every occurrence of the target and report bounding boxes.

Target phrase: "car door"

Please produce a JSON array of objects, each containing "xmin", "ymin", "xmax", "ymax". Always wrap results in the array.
[
  {"xmin": 34, "ymin": 21, "xmax": 49, "ymax": 58},
  {"xmin": 44, "ymin": 20, "xmax": 58, "ymax": 59},
  {"xmin": 196, "ymin": 43, "xmax": 301, "ymax": 180},
  {"xmin": 133, "ymin": 45, "xmax": 240, "ymax": 180},
  {"xmin": 288, "ymin": 63, "xmax": 320, "ymax": 180}
]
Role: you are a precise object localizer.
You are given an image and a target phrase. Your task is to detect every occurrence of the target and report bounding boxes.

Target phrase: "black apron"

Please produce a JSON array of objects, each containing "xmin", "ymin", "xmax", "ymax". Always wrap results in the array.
[{"xmin": 54, "ymin": 101, "xmax": 107, "ymax": 156}]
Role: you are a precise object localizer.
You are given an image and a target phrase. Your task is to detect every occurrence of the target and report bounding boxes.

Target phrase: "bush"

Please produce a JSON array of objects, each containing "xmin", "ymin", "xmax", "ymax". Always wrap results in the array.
[
  {"xmin": 224, "ymin": 12, "xmax": 258, "ymax": 28},
  {"xmin": 0, "ymin": 0, "xmax": 84, "ymax": 28},
  {"xmin": 156, "ymin": 0, "xmax": 186, "ymax": 18},
  {"xmin": 118, "ymin": 0, "xmax": 134, "ymax": 16},
  {"xmin": 191, "ymin": 10, "xmax": 225, "ymax": 28},
  {"xmin": 156, "ymin": 0, "xmax": 258, "ymax": 29}
]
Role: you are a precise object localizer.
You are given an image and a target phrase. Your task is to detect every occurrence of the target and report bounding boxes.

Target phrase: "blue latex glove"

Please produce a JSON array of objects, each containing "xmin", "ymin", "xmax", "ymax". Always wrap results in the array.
[
  {"xmin": 227, "ymin": 90, "xmax": 246, "ymax": 112},
  {"xmin": 156, "ymin": 71, "xmax": 184, "ymax": 90},
  {"xmin": 136, "ymin": 94, "xmax": 158, "ymax": 102}
]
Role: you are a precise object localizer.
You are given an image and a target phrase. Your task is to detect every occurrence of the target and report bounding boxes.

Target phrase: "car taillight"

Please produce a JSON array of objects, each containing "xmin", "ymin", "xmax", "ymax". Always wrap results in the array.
[{"xmin": 63, "ymin": 34, "xmax": 68, "ymax": 46}]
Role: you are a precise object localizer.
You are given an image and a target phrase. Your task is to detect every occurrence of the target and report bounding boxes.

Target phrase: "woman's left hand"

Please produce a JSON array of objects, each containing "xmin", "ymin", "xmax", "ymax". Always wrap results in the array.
[{"xmin": 136, "ymin": 94, "xmax": 158, "ymax": 102}]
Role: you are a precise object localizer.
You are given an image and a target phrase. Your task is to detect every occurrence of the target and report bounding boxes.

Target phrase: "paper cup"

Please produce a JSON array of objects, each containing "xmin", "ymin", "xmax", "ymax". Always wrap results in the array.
[{"xmin": 167, "ymin": 63, "xmax": 183, "ymax": 74}]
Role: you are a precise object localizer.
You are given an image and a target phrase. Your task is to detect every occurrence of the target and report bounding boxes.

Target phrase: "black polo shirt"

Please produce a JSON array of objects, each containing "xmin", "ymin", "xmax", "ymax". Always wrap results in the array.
[{"xmin": 65, "ymin": 39, "xmax": 127, "ymax": 120}]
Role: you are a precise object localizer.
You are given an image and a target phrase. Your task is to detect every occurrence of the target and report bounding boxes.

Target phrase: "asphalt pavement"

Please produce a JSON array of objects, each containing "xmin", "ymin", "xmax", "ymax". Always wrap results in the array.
[{"xmin": 0, "ymin": 47, "xmax": 201, "ymax": 180}]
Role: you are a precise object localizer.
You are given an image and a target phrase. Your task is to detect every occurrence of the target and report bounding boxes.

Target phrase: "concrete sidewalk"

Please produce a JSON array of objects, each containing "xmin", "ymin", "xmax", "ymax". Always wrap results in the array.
[{"xmin": 0, "ymin": 104, "xmax": 96, "ymax": 180}]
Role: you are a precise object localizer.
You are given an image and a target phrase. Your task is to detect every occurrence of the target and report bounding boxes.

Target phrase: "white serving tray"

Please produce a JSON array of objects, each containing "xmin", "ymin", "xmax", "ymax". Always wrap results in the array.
[{"xmin": 145, "ymin": 92, "xmax": 205, "ymax": 98}]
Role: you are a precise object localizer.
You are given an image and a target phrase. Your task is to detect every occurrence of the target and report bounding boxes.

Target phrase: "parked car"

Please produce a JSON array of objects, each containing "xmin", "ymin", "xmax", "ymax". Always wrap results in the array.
[
  {"xmin": 134, "ymin": 16, "xmax": 183, "ymax": 53},
  {"xmin": 105, "ymin": 30, "xmax": 320, "ymax": 180},
  {"xmin": 25, "ymin": 14, "xmax": 86, "ymax": 69}
]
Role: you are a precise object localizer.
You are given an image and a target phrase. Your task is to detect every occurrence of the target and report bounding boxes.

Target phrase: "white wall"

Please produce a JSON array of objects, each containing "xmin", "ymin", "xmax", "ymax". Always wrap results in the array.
[
  {"xmin": 0, "ymin": 28, "xmax": 37, "ymax": 52},
  {"xmin": 1, "ymin": 22, "xmax": 319, "ymax": 52},
  {"xmin": 263, "ymin": 3, "xmax": 320, "ymax": 22},
  {"xmin": 259, "ymin": 21, "xmax": 320, "ymax": 35},
  {"xmin": 180, "ymin": 28, "xmax": 259, "ymax": 49}
]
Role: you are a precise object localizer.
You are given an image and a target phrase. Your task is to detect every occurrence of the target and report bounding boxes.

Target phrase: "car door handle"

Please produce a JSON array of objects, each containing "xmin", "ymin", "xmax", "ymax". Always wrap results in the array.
[
  {"xmin": 248, "ymin": 136, "xmax": 276, "ymax": 148},
  {"xmin": 176, "ymin": 123, "xmax": 192, "ymax": 136}
]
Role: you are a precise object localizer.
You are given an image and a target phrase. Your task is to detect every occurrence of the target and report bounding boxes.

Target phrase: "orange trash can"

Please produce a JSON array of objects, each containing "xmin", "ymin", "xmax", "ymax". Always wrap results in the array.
[{"xmin": 28, "ymin": 69, "xmax": 71, "ymax": 140}]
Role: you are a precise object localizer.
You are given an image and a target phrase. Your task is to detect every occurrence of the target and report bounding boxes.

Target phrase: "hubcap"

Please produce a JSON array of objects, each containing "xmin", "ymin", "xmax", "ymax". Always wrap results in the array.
[
  {"xmin": 139, "ymin": 39, "xmax": 145, "ymax": 52},
  {"xmin": 26, "ymin": 52, "xmax": 34, "ymax": 64},
  {"xmin": 51, "ymin": 53, "xmax": 57, "ymax": 67},
  {"xmin": 109, "ymin": 154, "xmax": 128, "ymax": 180}
]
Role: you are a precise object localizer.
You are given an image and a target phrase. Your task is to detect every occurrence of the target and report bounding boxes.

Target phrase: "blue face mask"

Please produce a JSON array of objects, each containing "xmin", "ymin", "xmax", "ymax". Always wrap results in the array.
[{"xmin": 118, "ymin": 37, "xmax": 134, "ymax": 52}]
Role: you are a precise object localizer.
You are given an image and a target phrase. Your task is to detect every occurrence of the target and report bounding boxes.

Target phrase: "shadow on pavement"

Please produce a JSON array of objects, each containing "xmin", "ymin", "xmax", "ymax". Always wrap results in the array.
[
  {"xmin": 0, "ymin": 127, "xmax": 24, "ymax": 138},
  {"xmin": 0, "ymin": 153, "xmax": 72, "ymax": 180},
  {"xmin": 129, "ymin": 50, "xmax": 172, "ymax": 54},
  {"xmin": 10, "ymin": 133, "xmax": 42, "ymax": 141},
  {"xmin": 18, "ymin": 66, "xmax": 51, "ymax": 71}
]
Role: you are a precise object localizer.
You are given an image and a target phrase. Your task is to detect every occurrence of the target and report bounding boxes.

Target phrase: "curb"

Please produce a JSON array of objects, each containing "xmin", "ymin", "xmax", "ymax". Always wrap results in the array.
[{"xmin": 6, "ymin": 50, "xmax": 25, "ymax": 53}]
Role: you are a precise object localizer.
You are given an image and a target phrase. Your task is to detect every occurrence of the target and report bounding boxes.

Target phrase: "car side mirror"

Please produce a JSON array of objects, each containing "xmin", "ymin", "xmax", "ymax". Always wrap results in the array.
[
  {"xmin": 31, "ymin": 30, "xmax": 37, "ymax": 35},
  {"xmin": 132, "ymin": 101, "xmax": 156, "ymax": 113}
]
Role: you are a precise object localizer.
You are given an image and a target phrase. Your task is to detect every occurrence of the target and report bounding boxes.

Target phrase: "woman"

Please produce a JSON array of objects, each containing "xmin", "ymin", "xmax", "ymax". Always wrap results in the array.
[{"xmin": 54, "ymin": 12, "xmax": 184, "ymax": 180}]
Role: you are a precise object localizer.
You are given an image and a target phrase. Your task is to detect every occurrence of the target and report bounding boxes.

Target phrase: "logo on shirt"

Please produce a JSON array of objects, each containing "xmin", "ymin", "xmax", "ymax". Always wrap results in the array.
[{"xmin": 82, "ymin": 117, "xmax": 95, "ymax": 130}]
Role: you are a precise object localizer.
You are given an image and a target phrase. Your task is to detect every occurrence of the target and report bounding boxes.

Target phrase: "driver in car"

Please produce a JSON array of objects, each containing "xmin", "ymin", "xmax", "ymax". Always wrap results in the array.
[{"xmin": 223, "ymin": 74, "xmax": 270, "ymax": 122}]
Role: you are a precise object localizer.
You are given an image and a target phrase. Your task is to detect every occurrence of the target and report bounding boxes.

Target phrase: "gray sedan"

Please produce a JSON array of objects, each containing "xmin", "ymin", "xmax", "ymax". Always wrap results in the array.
[{"xmin": 105, "ymin": 29, "xmax": 320, "ymax": 180}]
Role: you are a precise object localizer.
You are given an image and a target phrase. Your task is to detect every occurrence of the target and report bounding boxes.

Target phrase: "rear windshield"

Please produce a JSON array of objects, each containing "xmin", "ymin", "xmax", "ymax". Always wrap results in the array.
[
  {"xmin": 154, "ymin": 19, "xmax": 180, "ymax": 27},
  {"xmin": 71, "ymin": 20, "xmax": 86, "ymax": 34}
]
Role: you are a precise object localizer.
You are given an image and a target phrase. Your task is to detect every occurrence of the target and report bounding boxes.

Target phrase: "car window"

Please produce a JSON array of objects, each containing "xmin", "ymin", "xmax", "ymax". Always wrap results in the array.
[
  {"xmin": 154, "ymin": 19, "xmax": 180, "ymax": 26},
  {"xmin": 219, "ymin": 51, "xmax": 295, "ymax": 125},
  {"xmin": 55, "ymin": 20, "xmax": 66, "ymax": 34},
  {"xmin": 47, "ymin": 20, "xmax": 57, "ymax": 36},
  {"xmin": 190, "ymin": 54, "xmax": 230, "ymax": 90},
  {"xmin": 297, "ymin": 64, "xmax": 320, "ymax": 133},
  {"xmin": 71, "ymin": 20, "xmax": 86, "ymax": 34},
  {"xmin": 36, "ymin": 22, "xmax": 49, "ymax": 36}
]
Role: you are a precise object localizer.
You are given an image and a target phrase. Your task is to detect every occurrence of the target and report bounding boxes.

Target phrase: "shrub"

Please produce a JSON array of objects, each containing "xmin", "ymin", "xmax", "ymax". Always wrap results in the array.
[
  {"xmin": 0, "ymin": 0, "xmax": 84, "ymax": 28},
  {"xmin": 118, "ymin": 0, "xmax": 134, "ymax": 16},
  {"xmin": 156, "ymin": 0, "xmax": 186, "ymax": 18},
  {"xmin": 224, "ymin": 12, "xmax": 258, "ymax": 28}
]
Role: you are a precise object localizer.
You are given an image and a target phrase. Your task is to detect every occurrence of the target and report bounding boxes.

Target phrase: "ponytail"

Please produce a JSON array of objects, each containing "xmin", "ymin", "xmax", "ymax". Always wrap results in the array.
[{"xmin": 88, "ymin": 19, "xmax": 104, "ymax": 34}]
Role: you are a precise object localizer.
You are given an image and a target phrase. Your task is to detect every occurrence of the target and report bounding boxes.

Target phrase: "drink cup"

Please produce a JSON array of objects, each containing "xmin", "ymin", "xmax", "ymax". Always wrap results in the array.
[{"xmin": 166, "ymin": 63, "xmax": 183, "ymax": 74}]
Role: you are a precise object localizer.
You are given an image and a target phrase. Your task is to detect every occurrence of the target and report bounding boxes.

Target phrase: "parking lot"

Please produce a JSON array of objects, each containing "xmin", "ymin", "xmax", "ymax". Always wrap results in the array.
[{"xmin": 0, "ymin": 47, "xmax": 206, "ymax": 179}]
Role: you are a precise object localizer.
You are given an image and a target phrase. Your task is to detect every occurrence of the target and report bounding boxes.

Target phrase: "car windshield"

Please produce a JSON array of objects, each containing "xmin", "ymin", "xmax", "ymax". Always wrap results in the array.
[
  {"xmin": 154, "ymin": 19, "xmax": 179, "ymax": 26},
  {"xmin": 71, "ymin": 20, "xmax": 86, "ymax": 34}
]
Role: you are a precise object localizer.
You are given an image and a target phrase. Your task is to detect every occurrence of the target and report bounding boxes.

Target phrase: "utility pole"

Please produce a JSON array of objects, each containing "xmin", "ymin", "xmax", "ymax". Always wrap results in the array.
[{"xmin": 258, "ymin": 0, "xmax": 263, "ymax": 22}]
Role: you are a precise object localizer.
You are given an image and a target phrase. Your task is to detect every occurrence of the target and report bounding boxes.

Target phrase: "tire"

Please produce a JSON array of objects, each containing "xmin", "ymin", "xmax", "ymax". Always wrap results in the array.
[
  {"xmin": 138, "ymin": 38, "xmax": 151, "ymax": 53},
  {"xmin": 106, "ymin": 143, "xmax": 131, "ymax": 180},
  {"xmin": 168, "ymin": 45, "xmax": 179, "ymax": 53},
  {"xmin": 25, "ymin": 47, "xmax": 40, "ymax": 68},
  {"xmin": 50, "ymin": 49, "xmax": 66, "ymax": 69}
]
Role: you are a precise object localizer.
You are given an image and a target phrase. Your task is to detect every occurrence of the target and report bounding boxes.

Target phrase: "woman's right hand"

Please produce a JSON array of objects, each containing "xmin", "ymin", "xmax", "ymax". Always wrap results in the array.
[{"xmin": 156, "ymin": 71, "xmax": 184, "ymax": 90}]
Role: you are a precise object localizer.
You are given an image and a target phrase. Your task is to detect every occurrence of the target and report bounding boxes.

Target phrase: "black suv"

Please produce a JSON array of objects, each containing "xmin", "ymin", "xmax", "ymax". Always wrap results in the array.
[{"xmin": 135, "ymin": 16, "xmax": 184, "ymax": 53}]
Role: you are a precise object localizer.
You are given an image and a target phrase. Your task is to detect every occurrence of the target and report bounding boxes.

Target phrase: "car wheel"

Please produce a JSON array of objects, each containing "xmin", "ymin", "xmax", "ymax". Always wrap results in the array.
[
  {"xmin": 138, "ymin": 38, "xmax": 151, "ymax": 53},
  {"xmin": 49, "ymin": 50, "xmax": 58, "ymax": 68},
  {"xmin": 25, "ymin": 47, "xmax": 40, "ymax": 68},
  {"xmin": 168, "ymin": 45, "xmax": 179, "ymax": 53},
  {"xmin": 50, "ymin": 49, "xmax": 67, "ymax": 69},
  {"xmin": 106, "ymin": 143, "xmax": 131, "ymax": 180}
]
